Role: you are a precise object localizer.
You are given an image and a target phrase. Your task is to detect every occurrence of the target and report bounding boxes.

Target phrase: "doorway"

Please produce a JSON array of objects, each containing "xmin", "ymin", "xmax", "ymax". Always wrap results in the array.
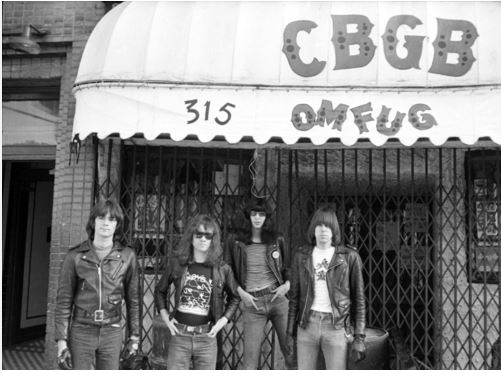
[{"xmin": 2, "ymin": 161, "xmax": 54, "ymax": 346}]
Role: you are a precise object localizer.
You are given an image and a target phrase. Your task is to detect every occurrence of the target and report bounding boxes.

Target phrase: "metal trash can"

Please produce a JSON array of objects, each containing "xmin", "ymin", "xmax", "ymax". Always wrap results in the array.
[{"xmin": 347, "ymin": 327, "xmax": 389, "ymax": 370}]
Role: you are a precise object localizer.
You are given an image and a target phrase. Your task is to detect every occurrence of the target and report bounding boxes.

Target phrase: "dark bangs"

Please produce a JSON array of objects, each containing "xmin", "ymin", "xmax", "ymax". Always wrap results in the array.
[
  {"xmin": 307, "ymin": 206, "xmax": 341, "ymax": 245},
  {"xmin": 244, "ymin": 197, "xmax": 271, "ymax": 219},
  {"xmin": 86, "ymin": 199, "xmax": 124, "ymax": 240}
]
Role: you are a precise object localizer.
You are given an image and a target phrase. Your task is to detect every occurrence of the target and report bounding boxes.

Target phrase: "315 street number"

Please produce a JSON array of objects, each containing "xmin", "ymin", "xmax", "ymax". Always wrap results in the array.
[{"xmin": 185, "ymin": 99, "xmax": 236, "ymax": 125}]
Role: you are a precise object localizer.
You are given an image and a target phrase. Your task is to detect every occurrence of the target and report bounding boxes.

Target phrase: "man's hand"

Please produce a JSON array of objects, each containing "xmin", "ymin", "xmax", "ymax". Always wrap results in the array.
[
  {"xmin": 57, "ymin": 340, "xmax": 72, "ymax": 370},
  {"xmin": 238, "ymin": 287, "xmax": 260, "ymax": 310},
  {"xmin": 126, "ymin": 336, "xmax": 139, "ymax": 354},
  {"xmin": 160, "ymin": 309, "xmax": 179, "ymax": 336},
  {"xmin": 270, "ymin": 281, "xmax": 290, "ymax": 302},
  {"xmin": 351, "ymin": 334, "xmax": 366, "ymax": 363},
  {"xmin": 208, "ymin": 317, "xmax": 228, "ymax": 338}
]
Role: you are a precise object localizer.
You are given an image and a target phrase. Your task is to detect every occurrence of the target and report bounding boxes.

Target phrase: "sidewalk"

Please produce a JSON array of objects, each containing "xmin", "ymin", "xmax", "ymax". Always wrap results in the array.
[{"xmin": 2, "ymin": 338, "xmax": 45, "ymax": 370}]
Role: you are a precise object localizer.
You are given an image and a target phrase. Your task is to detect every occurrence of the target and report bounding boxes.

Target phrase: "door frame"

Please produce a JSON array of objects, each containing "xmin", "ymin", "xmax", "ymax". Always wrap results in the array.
[{"xmin": 2, "ymin": 161, "xmax": 54, "ymax": 346}]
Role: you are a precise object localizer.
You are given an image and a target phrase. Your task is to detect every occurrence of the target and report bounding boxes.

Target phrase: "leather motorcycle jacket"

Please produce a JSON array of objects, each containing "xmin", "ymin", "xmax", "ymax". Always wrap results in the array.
[
  {"xmin": 287, "ymin": 244, "xmax": 366, "ymax": 337},
  {"xmin": 154, "ymin": 256, "xmax": 240, "ymax": 323},
  {"xmin": 224, "ymin": 233, "xmax": 291, "ymax": 289},
  {"xmin": 55, "ymin": 240, "xmax": 140, "ymax": 341}
]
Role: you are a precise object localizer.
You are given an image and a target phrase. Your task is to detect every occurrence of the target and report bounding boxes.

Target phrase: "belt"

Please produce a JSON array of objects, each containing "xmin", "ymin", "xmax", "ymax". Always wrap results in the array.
[
  {"xmin": 247, "ymin": 283, "xmax": 279, "ymax": 297},
  {"xmin": 311, "ymin": 310, "xmax": 332, "ymax": 317},
  {"xmin": 73, "ymin": 307, "xmax": 121, "ymax": 324},
  {"xmin": 175, "ymin": 322, "xmax": 212, "ymax": 335}
]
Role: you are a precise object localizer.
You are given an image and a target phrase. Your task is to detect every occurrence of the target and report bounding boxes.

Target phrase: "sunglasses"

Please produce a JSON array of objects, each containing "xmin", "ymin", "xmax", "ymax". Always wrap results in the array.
[
  {"xmin": 250, "ymin": 210, "xmax": 266, "ymax": 217},
  {"xmin": 194, "ymin": 231, "xmax": 214, "ymax": 240}
]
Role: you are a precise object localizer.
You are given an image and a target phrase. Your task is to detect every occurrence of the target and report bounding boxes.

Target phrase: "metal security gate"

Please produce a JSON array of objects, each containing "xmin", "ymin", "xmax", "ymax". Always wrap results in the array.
[{"xmin": 93, "ymin": 139, "xmax": 500, "ymax": 369}]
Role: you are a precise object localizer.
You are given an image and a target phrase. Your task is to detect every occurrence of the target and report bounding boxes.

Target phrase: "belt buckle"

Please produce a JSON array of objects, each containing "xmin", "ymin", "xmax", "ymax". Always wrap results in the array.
[
  {"xmin": 94, "ymin": 310, "xmax": 104, "ymax": 322},
  {"xmin": 186, "ymin": 325, "xmax": 195, "ymax": 333}
]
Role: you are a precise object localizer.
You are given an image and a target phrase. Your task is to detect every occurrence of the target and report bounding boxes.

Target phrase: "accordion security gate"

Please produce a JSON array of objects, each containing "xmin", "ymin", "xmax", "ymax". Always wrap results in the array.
[{"xmin": 93, "ymin": 140, "xmax": 500, "ymax": 369}]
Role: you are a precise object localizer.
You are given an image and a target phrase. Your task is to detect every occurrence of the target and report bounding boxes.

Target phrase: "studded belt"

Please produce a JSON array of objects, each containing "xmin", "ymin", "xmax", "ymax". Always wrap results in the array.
[{"xmin": 174, "ymin": 322, "xmax": 212, "ymax": 335}]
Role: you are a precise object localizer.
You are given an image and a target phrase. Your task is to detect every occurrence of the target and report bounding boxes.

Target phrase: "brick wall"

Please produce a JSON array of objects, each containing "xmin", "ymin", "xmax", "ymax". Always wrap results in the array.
[{"xmin": 3, "ymin": 1, "xmax": 107, "ymax": 369}]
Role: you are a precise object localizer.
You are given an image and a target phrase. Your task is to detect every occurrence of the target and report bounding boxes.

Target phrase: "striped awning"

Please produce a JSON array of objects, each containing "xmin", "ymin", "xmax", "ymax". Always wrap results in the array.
[{"xmin": 72, "ymin": 1, "xmax": 501, "ymax": 146}]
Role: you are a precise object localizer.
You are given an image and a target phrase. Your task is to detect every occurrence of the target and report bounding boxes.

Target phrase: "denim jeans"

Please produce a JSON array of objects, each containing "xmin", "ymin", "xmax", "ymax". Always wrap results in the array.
[
  {"xmin": 297, "ymin": 310, "xmax": 349, "ymax": 370},
  {"xmin": 167, "ymin": 332, "xmax": 217, "ymax": 370},
  {"xmin": 242, "ymin": 293, "xmax": 294, "ymax": 369},
  {"xmin": 69, "ymin": 321, "xmax": 122, "ymax": 370}
]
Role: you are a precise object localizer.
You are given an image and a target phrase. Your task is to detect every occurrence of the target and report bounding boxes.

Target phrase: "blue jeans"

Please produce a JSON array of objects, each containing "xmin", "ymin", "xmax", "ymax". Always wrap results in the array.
[
  {"xmin": 69, "ymin": 321, "xmax": 122, "ymax": 370},
  {"xmin": 297, "ymin": 311, "xmax": 349, "ymax": 370},
  {"xmin": 242, "ymin": 293, "xmax": 294, "ymax": 369},
  {"xmin": 167, "ymin": 332, "xmax": 217, "ymax": 370}
]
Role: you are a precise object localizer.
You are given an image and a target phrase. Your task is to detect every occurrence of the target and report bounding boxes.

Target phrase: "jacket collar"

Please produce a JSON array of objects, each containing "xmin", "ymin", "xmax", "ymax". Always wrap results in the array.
[
  {"xmin": 330, "ymin": 246, "xmax": 346, "ymax": 269},
  {"xmin": 74, "ymin": 239, "xmax": 125, "ymax": 253},
  {"xmin": 299, "ymin": 244, "xmax": 347, "ymax": 270}
]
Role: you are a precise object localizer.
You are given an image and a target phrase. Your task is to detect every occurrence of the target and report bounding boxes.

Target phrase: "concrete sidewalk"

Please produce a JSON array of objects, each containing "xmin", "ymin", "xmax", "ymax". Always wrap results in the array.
[{"xmin": 2, "ymin": 338, "xmax": 45, "ymax": 370}]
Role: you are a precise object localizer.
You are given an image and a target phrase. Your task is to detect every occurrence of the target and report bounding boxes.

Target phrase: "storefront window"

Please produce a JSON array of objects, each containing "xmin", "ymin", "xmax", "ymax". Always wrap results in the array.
[
  {"xmin": 465, "ymin": 150, "xmax": 501, "ymax": 284},
  {"xmin": 2, "ymin": 100, "xmax": 58, "ymax": 146}
]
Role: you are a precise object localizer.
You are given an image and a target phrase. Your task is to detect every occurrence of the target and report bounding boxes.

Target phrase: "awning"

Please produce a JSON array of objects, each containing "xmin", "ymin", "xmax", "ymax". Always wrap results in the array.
[{"xmin": 73, "ymin": 1, "xmax": 501, "ymax": 146}]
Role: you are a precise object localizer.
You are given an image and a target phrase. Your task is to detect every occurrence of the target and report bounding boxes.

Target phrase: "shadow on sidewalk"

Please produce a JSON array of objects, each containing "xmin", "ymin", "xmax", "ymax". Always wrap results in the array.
[{"xmin": 2, "ymin": 338, "xmax": 45, "ymax": 370}]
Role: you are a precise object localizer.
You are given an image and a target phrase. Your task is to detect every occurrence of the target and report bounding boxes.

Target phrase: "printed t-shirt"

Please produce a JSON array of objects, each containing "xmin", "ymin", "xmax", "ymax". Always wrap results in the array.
[
  {"xmin": 175, "ymin": 262, "xmax": 213, "ymax": 326},
  {"xmin": 311, "ymin": 246, "xmax": 335, "ymax": 313}
]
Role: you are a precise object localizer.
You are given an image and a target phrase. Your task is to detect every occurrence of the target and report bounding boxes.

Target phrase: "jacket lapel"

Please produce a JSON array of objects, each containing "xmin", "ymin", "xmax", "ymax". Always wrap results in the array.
[
  {"xmin": 301, "ymin": 247, "xmax": 314, "ymax": 279},
  {"xmin": 77, "ymin": 240, "xmax": 100, "ymax": 265},
  {"xmin": 328, "ymin": 245, "xmax": 345, "ymax": 270}
]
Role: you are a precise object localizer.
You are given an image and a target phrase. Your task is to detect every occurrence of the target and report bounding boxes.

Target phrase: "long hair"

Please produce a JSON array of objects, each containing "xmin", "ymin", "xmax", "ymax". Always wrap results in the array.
[
  {"xmin": 306, "ymin": 205, "xmax": 341, "ymax": 246},
  {"xmin": 86, "ymin": 199, "xmax": 124, "ymax": 241},
  {"xmin": 239, "ymin": 196, "xmax": 277, "ymax": 244},
  {"xmin": 174, "ymin": 214, "xmax": 223, "ymax": 266}
]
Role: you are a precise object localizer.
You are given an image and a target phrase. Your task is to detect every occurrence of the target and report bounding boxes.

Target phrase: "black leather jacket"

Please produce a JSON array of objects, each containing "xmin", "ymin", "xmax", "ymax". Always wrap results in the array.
[
  {"xmin": 154, "ymin": 256, "xmax": 240, "ymax": 323},
  {"xmin": 224, "ymin": 233, "xmax": 291, "ymax": 289},
  {"xmin": 55, "ymin": 240, "xmax": 140, "ymax": 341},
  {"xmin": 287, "ymin": 244, "xmax": 366, "ymax": 337}
]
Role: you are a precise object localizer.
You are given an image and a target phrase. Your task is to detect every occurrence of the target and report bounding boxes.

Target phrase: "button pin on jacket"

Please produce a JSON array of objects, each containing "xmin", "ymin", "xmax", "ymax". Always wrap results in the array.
[{"xmin": 272, "ymin": 251, "xmax": 280, "ymax": 259}]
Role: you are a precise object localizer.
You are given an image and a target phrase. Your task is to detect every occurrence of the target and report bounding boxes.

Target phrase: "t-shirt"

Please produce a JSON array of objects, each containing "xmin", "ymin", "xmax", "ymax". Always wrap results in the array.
[
  {"xmin": 245, "ymin": 243, "xmax": 276, "ymax": 292},
  {"xmin": 175, "ymin": 263, "xmax": 213, "ymax": 326},
  {"xmin": 310, "ymin": 246, "xmax": 335, "ymax": 313}
]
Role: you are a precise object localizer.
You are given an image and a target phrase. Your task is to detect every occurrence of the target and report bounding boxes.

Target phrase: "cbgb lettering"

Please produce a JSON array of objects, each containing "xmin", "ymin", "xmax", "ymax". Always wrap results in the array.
[{"xmin": 282, "ymin": 15, "xmax": 478, "ymax": 77}]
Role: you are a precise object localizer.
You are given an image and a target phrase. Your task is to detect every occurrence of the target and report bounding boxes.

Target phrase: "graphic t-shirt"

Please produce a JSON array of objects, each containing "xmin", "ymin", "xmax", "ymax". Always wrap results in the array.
[
  {"xmin": 175, "ymin": 263, "xmax": 213, "ymax": 326},
  {"xmin": 310, "ymin": 246, "xmax": 335, "ymax": 313}
]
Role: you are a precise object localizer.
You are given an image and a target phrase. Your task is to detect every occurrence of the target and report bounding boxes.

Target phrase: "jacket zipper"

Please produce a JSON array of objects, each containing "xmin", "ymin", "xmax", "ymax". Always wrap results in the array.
[
  {"xmin": 326, "ymin": 255, "xmax": 344, "ymax": 317},
  {"xmin": 97, "ymin": 263, "xmax": 102, "ymax": 310},
  {"xmin": 111, "ymin": 260, "xmax": 123, "ymax": 280},
  {"xmin": 301, "ymin": 277, "xmax": 310, "ymax": 324}
]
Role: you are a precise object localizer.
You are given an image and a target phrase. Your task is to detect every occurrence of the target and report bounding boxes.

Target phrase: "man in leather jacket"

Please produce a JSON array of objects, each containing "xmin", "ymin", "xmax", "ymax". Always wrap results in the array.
[
  {"xmin": 55, "ymin": 199, "xmax": 140, "ymax": 370},
  {"xmin": 154, "ymin": 214, "xmax": 240, "ymax": 370},
  {"xmin": 224, "ymin": 197, "xmax": 295, "ymax": 369},
  {"xmin": 286, "ymin": 205, "xmax": 366, "ymax": 369}
]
